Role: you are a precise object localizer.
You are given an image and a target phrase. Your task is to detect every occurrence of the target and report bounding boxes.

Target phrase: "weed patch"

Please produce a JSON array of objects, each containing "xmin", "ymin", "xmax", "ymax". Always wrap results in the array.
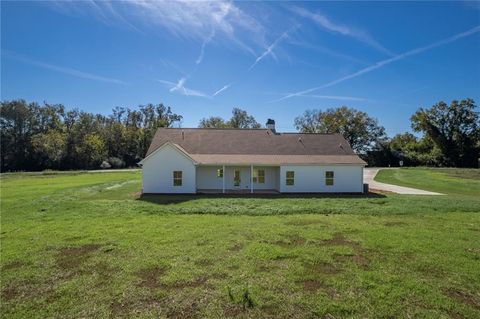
[
  {"xmin": 135, "ymin": 266, "xmax": 167, "ymax": 290},
  {"xmin": 285, "ymin": 219, "xmax": 324, "ymax": 226},
  {"xmin": 274, "ymin": 234, "xmax": 306, "ymax": 247},
  {"xmin": 167, "ymin": 277, "xmax": 209, "ymax": 289},
  {"xmin": 2, "ymin": 260, "xmax": 28, "ymax": 270},
  {"xmin": 300, "ymin": 280, "xmax": 331, "ymax": 294},
  {"xmin": 56, "ymin": 244, "xmax": 101, "ymax": 270},
  {"xmin": 229, "ymin": 243, "xmax": 244, "ymax": 252},
  {"xmin": 194, "ymin": 259, "xmax": 214, "ymax": 267},
  {"xmin": 309, "ymin": 261, "xmax": 342, "ymax": 275},
  {"xmin": 444, "ymin": 288, "xmax": 480, "ymax": 310},
  {"xmin": 384, "ymin": 221, "xmax": 408, "ymax": 227}
]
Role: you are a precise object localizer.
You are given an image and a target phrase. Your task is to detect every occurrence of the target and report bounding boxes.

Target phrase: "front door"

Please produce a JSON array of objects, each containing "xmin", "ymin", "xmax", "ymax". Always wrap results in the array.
[{"xmin": 233, "ymin": 169, "xmax": 241, "ymax": 188}]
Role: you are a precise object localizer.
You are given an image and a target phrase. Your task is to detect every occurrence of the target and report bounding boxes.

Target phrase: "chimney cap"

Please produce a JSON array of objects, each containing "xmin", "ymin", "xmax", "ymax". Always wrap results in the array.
[{"xmin": 266, "ymin": 118, "xmax": 275, "ymax": 125}]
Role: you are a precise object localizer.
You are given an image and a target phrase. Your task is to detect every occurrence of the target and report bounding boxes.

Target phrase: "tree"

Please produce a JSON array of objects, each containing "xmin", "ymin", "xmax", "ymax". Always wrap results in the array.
[
  {"xmin": 199, "ymin": 116, "xmax": 228, "ymax": 128},
  {"xmin": 31, "ymin": 130, "xmax": 67, "ymax": 168},
  {"xmin": 411, "ymin": 99, "xmax": 480, "ymax": 167},
  {"xmin": 0, "ymin": 100, "xmax": 35, "ymax": 170},
  {"xmin": 75, "ymin": 134, "xmax": 107, "ymax": 169},
  {"xmin": 294, "ymin": 106, "xmax": 386, "ymax": 153},
  {"xmin": 198, "ymin": 108, "xmax": 261, "ymax": 129},
  {"xmin": 228, "ymin": 108, "xmax": 261, "ymax": 128}
]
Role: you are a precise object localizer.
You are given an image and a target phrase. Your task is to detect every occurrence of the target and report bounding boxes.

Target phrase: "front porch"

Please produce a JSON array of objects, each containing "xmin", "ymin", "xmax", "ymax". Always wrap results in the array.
[{"xmin": 195, "ymin": 165, "xmax": 280, "ymax": 194}]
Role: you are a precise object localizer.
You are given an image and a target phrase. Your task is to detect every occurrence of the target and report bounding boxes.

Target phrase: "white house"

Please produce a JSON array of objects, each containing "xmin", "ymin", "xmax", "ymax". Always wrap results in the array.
[{"xmin": 139, "ymin": 120, "xmax": 366, "ymax": 194}]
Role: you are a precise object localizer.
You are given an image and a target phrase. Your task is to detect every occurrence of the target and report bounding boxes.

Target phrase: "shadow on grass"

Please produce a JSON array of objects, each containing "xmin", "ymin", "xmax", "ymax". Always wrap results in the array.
[{"xmin": 137, "ymin": 191, "xmax": 386, "ymax": 205}]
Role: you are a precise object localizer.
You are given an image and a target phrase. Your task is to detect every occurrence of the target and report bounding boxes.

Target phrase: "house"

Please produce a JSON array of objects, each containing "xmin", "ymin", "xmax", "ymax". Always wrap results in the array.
[{"xmin": 139, "ymin": 120, "xmax": 366, "ymax": 194}]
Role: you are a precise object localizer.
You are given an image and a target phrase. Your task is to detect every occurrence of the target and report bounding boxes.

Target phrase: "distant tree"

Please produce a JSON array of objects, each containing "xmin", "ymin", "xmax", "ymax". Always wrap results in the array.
[
  {"xmin": 389, "ymin": 133, "xmax": 443, "ymax": 166},
  {"xmin": 198, "ymin": 108, "xmax": 261, "ymax": 129},
  {"xmin": 75, "ymin": 134, "xmax": 107, "ymax": 169},
  {"xmin": 31, "ymin": 130, "xmax": 67, "ymax": 168},
  {"xmin": 228, "ymin": 108, "xmax": 261, "ymax": 128},
  {"xmin": 198, "ymin": 116, "xmax": 228, "ymax": 128},
  {"xmin": 411, "ymin": 98, "xmax": 480, "ymax": 167},
  {"xmin": 294, "ymin": 106, "xmax": 386, "ymax": 153},
  {"xmin": 0, "ymin": 100, "xmax": 35, "ymax": 170}
]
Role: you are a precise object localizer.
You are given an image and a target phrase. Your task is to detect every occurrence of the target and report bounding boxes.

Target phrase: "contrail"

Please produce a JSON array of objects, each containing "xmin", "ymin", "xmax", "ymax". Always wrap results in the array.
[{"xmin": 272, "ymin": 25, "xmax": 480, "ymax": 102}]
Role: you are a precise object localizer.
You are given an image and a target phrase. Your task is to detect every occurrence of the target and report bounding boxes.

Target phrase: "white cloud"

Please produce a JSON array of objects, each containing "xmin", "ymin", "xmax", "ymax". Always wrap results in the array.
[
  {"xmin": 273, "ymin": 25, "xmax": 480, "ymax": 102},
  {"xmin": 50, "ymin": 1, "xmax": 265, "ymax": 55},
  {"xmin": 4, "ymin": 51, "xmax": 127, "ymax": 85},
  {"xmin": 291, "ymin": 6, "xmax": 394, "ymax": 56}
]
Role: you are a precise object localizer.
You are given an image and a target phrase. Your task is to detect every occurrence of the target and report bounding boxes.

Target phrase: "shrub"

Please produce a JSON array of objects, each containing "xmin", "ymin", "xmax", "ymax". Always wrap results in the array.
[
  {"xmin": 100, "ymin": 161, "xmax": 111, "ymax": 169},
  {"xmin": 107, "ymin": 157, "xmax": 125, "ymax": 169}
]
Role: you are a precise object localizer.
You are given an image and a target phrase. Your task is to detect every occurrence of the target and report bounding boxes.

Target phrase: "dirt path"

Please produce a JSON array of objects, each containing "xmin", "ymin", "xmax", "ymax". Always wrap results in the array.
[{"xmin": 364, "ymin": 168, "xmax": 443, "ymax": 195}]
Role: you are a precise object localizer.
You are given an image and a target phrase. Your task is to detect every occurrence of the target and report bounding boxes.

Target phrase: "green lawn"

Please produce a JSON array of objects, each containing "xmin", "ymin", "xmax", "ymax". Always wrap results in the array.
[
  {"xmin": 375, "ymin": 168, "xmax": 480, "ymax": 196},
  {"xmin": 1, "ymin": 169, "xmax": 479, "ymax": 318}
]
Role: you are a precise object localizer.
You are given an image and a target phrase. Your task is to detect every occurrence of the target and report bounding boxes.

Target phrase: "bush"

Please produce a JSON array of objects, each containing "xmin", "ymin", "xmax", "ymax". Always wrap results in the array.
[
  {"xmin": 100, "ymin": 161, "xmax": 111, "ymax": 169},
  {"xmin": 107, "ymin": 157, "xmax": 125, "ymax": 169}
]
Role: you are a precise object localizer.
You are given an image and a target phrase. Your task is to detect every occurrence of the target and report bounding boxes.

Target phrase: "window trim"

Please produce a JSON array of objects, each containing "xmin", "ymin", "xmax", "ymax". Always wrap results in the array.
[
  {"xmin": 173, "ymin": 171, "xmax": 182, "ymax": 186},
  {"xmin": 286, "ymin": 171, "xmax": 294, "ymax": 186}
]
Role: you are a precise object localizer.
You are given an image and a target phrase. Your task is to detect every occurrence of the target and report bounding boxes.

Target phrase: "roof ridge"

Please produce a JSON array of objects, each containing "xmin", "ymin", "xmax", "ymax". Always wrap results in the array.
[
  {"xmin": 158, "ymin": 127, "xmax": 267, "ymax": 131},
  {"xmin": 157, "ymin": 128, "xmax": 342, "ymax": 135}
]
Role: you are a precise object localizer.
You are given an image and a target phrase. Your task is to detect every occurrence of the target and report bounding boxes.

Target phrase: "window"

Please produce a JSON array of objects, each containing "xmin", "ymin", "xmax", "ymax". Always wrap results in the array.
[
  {"xmin": 325, "ymin": 171, "xmax": 334, "ymax": 186},
  {"xmin": 253, "ymin": 169, "xmax": 265, "ymax": 184},
  {"xmin": 286, "ymin": 171, "xmax": 294, "ymax": 186},
  {"xmin": 217, "ymin": 169, "xmax": 223, "ymax": 178},
  {"xmin": 258, "ymin": 169, "xmax": 265, "ymax": 184},
  {"xmin": 173, "ymin": 171, "xmax": 182, "ymax": 186}
]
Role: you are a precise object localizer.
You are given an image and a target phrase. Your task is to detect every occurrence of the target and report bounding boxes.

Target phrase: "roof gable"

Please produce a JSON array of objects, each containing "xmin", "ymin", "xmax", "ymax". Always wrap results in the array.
[{"xmin": 139, "ymin": 141, "xmax": 197, "ymax": 165}]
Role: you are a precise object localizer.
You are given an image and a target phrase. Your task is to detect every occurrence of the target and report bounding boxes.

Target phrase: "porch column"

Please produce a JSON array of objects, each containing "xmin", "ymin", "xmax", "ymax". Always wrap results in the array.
[
  {"xmin": 250, "ymin": 164, "xmax": 253, "ymax": 193},
  {"xmin": 222, "ymin": 165, "xmax": 225, "ymax": 194}
]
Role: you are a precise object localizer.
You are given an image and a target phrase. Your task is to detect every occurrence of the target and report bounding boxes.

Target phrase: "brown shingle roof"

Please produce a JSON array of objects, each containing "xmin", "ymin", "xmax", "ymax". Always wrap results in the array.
[{"xmin": 145, "ymin": 128, "xmax": 366, "ymax": 165}]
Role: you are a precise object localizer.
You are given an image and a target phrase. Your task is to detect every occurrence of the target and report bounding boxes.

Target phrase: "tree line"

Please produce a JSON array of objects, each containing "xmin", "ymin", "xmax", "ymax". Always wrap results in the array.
[
  {"xmin": 0, "ymin": 100, "xmax": 182, "ymax": 171},
  {"xmin": 1, "ymin": 98, "xmax": 479, "ymax": 171}
]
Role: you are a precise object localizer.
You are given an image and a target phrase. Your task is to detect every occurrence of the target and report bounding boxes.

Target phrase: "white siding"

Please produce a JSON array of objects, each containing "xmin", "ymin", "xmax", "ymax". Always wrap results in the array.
[
  {"xmin": 141, "ymin": 144, "xmax": 196, "ymax": 193},
  {"xmin": 196, "ymin": 166, "xmax": 223, "ymax": 189},
  {"xmin": 279, "ymin": 165, "xmax": 363, "ymax": 193}
]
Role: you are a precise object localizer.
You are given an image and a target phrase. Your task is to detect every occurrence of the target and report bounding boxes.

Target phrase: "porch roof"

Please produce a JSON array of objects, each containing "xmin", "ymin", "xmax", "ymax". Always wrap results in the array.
[{"xmin": 190, "ymin": 154, "xmax": 366, "ymax": 165}]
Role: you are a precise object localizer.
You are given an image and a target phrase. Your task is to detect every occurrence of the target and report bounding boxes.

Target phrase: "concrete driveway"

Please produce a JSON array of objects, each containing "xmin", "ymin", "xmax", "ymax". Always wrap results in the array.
[{"xmin": 364, "ymin": 168, "xmax": 442, "ymax": 195}]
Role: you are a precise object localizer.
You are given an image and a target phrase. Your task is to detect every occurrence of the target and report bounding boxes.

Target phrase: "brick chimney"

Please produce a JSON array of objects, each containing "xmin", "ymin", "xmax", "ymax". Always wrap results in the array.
[{"xmin": 266, "ymin": 119, "xmax": 276, "ymax": 132}]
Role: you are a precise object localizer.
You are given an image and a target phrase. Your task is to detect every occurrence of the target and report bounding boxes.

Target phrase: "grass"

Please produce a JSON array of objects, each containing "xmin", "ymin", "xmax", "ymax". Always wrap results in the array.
[
  {"xmin": 375, "ymin": 167, "xmax": 480, "ymax": 196},
  {"xmin": 1, "ymin": 169, "xmax": 479, "ymax": 318}
]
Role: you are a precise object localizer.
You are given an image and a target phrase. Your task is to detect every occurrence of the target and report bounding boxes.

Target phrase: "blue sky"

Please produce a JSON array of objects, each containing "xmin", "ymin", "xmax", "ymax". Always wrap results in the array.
[{"xmin": 2, "ymin": 1, "xmax": 479, "ymax": 136}]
